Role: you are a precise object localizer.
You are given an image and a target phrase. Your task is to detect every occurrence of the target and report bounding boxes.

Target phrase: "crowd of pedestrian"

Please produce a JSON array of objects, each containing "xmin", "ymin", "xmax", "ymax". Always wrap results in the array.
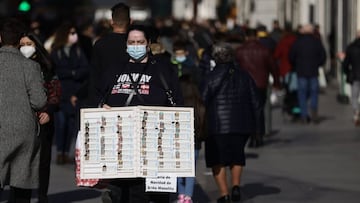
[{"xmin": 1, "ymin": 1, "xmax": 352, "ymax": 203}]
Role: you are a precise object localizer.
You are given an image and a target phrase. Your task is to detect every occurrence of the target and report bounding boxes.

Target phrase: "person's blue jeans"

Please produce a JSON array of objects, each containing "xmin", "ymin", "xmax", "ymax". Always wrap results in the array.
[
  {"xmin": 54, "ymin": 102, "xmax": 76, "ymax": 155},
  {"xmin": 177, "ymin": 149, "xmax": 200, "ymax": 197},
  {"xmin": 297, "ymin": 76, "xmax": 319, "ymax": 119}
]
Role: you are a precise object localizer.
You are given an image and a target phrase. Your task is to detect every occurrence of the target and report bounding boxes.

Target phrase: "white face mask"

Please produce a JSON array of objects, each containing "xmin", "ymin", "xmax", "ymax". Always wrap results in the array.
[{"xmin": 20, "ymin": 46, "xmax": 36, "ymax": 58}]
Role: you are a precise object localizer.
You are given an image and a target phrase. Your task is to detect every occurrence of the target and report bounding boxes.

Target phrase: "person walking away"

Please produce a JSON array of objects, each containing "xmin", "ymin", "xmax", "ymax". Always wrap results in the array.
[
  {"xmin": 20, "ymin": 32, "xmax": 61, "ymax": 203},
  {"xmin": 85, "ymin": 4, "xmax": 132, "ymax": 201},
  {"xmin": 273, "ymin": 24, "xmax": 299, "ymax": 120},
  {"xmin": 257, "ymin": 25, "xmax": 277, "ymax": 54},
  {"xmin": 256, "ymin": 25, "xmax": 278, "ymax": 137},
  {"xmin": 289, "ymin": 24, "xmax": 326, "ymax": 124},
  {"xmin": 86, "ymin": 2, "xmax": 130, "ymax": 107},
  {"xmin": 201, "ymin": 43, "xmax": 262, "ymax": 203},
  {"xmin": 273, "ymin": 23, "xmax": 297, "ymax": 81},
  {"xmin": 50, "ymin": 22, "xmax": 90, "ymax": 164},
  {"xmin": 77, "ymin": 21, "xmax": 95, "ymax": 62},
  {"xmin": 235, "ymin": 29, "xmax": 280, "ymax": 147},
  {"xmin": 269, "ymin": 20, "xmax": 283, "ymax": 44},
  {"xmin": 0, "ymin": 17, "xmax": 47, "ymax": 203},
  {"xmin": 341, "ymin": 30, "xmax": 360, "ymax": 126}
]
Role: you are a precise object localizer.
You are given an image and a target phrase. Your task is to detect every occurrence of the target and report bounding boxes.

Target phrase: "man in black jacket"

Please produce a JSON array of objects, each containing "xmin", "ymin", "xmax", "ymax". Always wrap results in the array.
[
  {"xmin": 342, "ymin": 30, "xmax": 360, "ymax": 126},
  {"xmin": 82, "ymin": 3, "xmax": 131, "ymax": 202},
  {"xmin": 235, "ymin": 29, "xmax": 280, "ymax": 147},
  {"xmin": 289, "ymin": 24, "xmax": 326, "ymax": 124},
  {"xmin": 85, "ymin": 2, "xmax": 130, "ymax": 107}
]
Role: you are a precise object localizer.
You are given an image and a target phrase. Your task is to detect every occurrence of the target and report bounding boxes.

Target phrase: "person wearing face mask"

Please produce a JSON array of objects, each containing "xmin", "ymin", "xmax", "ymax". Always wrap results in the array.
[
  {"xmin": 93, "ymin": 24, "xmax": 183, "ymax": 203},
  {"xmin": 170, "ymin": 40, "xmax": 203, "ymax": 203},
  {"xmin": 171, "ymin": 40, "xmax": 201, "ymax": 86},
  {"xmin": 19, "ymin": 32, "xmax": 61, "ymax": 203},
  {"xmin": 50, "ymin": 22, "xmax": 90, "ymax": 165},
  {"xmin": 95, "ymin": 24, "xmax": 183, "ymax": 109},
  {"xmin": 20, "ymin": 43, "xmax": 36, "ymax": 58}
]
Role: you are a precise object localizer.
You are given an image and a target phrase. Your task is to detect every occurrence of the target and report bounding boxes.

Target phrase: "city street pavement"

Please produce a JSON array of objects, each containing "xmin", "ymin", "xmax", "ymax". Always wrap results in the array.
[{"xmin": 1, "ymin": 83, "xmax": 360, "ymax": 203}]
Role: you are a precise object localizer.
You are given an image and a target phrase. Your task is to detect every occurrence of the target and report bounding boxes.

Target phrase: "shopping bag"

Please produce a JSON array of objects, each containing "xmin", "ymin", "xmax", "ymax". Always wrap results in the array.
[
  {"xmin": 318, "ymin": 67, "xmax": 327, "ymax": 88},
  {"xmin": 75, "ymin": 131, "xmax": 99, "ymax": 187}
]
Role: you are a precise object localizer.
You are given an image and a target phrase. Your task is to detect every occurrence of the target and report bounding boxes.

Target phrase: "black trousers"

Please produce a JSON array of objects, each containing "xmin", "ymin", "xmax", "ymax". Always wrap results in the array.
[
  {"xmin": 108, "ymin": 178, "xmax": 170, "ymax": 203},
  {"xmin": 249, "ymin": 88, "xmax": 267, "ymax": 146},
  {"xmin": 8, "ymin": 187, "xmax": 32, "ymax": 203},
  {"xmin": 255, "ymin": 88, "xmax": 267, "ymax": 136},
  {"xmin": 38, "ymin": 120, "xmax": 55, "ymax": 201}
]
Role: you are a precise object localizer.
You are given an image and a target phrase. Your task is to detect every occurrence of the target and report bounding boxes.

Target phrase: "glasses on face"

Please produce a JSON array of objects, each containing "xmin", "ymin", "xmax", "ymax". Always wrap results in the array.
[{"xmin": 69, "ymin": 31, "xmax": 77, "ymax": 35}]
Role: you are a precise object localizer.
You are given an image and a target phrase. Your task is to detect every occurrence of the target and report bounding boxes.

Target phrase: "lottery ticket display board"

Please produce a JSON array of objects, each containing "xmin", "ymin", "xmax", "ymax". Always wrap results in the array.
[{"xmin": 79, "ymin": 106, "xmax": 195, "ymax": 179}]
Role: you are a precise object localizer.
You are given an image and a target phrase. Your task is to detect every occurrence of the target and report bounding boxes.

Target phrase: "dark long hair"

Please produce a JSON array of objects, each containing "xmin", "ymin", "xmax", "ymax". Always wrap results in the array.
[
  {"xmin": 23, "ymin": 32, "xmax": 55, "ymax": 81},
  {"xmin": 51, "ymin": 22, "xmax": 75, "ymax": 51}
]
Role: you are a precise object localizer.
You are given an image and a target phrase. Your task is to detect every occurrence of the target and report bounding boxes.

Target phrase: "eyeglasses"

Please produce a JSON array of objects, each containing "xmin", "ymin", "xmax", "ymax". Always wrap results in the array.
[{"xmin": 69, "ymin": 31, "xmax": 77, "ymax": 35}]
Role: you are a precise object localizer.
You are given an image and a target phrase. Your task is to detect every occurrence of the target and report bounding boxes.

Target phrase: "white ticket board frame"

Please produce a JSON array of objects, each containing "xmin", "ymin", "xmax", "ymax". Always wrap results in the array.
[{"xmin": 79, "ymin": 106, "xmax": 195, "ymax": 179}]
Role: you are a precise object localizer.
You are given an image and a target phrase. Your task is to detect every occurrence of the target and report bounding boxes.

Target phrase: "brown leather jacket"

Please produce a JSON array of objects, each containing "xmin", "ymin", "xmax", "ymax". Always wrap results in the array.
[{"xmin": 235, "ymin": 40, "xmax": 280, "ymax": 89}]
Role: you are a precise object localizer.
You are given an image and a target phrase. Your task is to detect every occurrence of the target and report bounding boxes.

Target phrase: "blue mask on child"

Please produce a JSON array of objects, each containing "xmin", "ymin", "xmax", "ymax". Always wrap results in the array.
[
  {"xmin": 175, "ymin": 56, "xmax": 186, "ymax": 63},
  {"xmin": 127, "ymin": 45, "xmax": 147, "ymax": 61}
]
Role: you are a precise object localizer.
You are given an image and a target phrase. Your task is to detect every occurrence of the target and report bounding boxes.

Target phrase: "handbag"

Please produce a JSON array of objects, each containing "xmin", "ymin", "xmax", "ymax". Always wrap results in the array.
[{"xmin": 44, "ymin": 77, "xmax": 62, "ymax": 105}]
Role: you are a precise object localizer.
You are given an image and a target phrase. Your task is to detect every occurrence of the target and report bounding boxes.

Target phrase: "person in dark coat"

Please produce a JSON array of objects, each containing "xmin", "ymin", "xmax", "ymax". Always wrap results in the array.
[
  {"xmin": 201, "ymin": 43, "xmax": 262, "ymax": 203},
  {"xmin": 235, "ymin": 29, "xmax": 280, "ymax": 147},
  {"xmin": 289, "ymin": 24, "xmax": 326, "ymax": 123},
  {"xmin": 77, "ymin": 21, "xmax": 94, "ymax": 62},
  {"xmin": 273, "ymin": 24, "xmax": 297, "ymax": 79},
  {"xmin": 0, "ymin": 18, "xmax": 47, "ymax": 203},
  {"xmin": 85, "ymin": 2, "xmax": 130, "ymax": 107},
  {"xmin": 270, "ymin": 20, "xmax": 283, "ymax": 43},
  {"xmin": 50, "ymin": 22, "xmax": 90, "ymax": 164},
  {"xmin": 257, "ymin": 25, "xmax": 277, "ymax": 53},
  {"xmin": 171, "ymin": 40, "xmax": 200, "ymax": 84},
  {"xmin": 342, "ymin": 30, "xmax": 360, "ymax": 125},
  {"xmin": 95, "ymin": 24, "xmax": 184, "ymax": 203}
]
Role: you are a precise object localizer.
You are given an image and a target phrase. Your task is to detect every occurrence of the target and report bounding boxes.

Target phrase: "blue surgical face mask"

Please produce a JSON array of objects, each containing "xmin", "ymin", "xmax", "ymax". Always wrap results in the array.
[
  {"xmin": 175, "ymin": 56, "xmax": 186, "ymax": 63},
  {"xmin": 127, "ymin": 45, "xmax": 147, "ymax": 61}
]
